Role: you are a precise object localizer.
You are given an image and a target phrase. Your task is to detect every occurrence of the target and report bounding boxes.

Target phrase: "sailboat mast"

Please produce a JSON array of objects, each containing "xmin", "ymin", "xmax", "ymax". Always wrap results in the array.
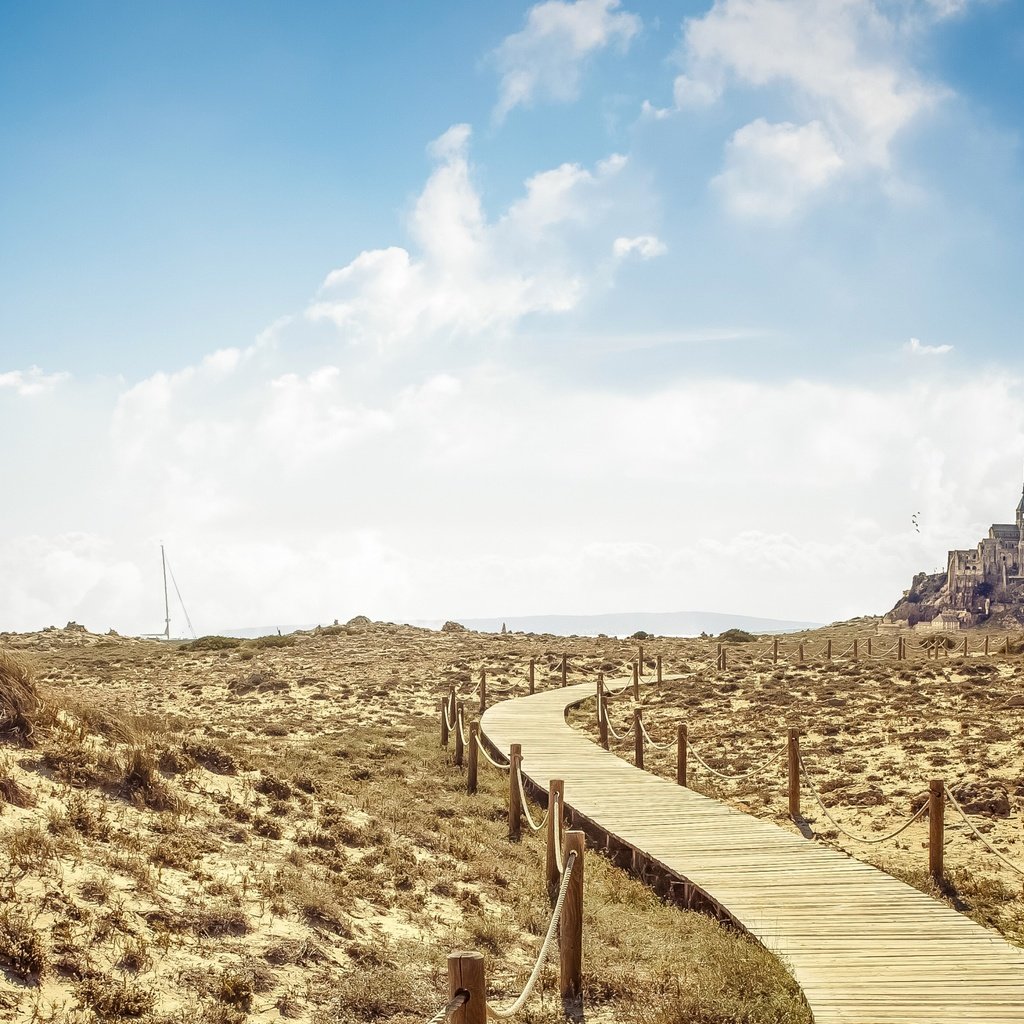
[{"xmin": 161, "ymin": 544, "xmax": 171, "ymax": 641}]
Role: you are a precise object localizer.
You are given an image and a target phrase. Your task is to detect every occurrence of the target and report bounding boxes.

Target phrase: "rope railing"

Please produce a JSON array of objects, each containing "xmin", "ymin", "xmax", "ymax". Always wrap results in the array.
[
  {"xmin": 687, "ymin": 741, "xmax": 786, "ymax": 782},
  {"xmin": 476, "ymin": 733, "xmax": 511, "ymax": 772},
  {"xmin": 797, "ymin": 750, "xmax": 930, "ymax": 845},
  {"xmin": 637, "ymin": 716, "xmax": 671, "ymax": 750},
  {"xmin": 945, "ymin": 788, "xmax": 1024, "ymax": 876},
  {"xmin": 516, "ymin": 762, "xmax": 549, "ymax": 833},
  {"xmin": 424, "ymin": 992, "xmax": 469, "ymax": 1024},
  {"xmin": 552, "ymin": 794, "xmax": 565, "ymax": 875},
  {"xmin": 604, "ymin": 711, "xmax": 632, "ymax": 741},
  {"xmin": 485, "ymin": 849, "xmax": 578, "ymax": 1020}
]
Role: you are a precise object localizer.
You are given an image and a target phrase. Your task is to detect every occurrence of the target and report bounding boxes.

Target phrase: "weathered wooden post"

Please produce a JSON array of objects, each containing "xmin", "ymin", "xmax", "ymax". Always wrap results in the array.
[
  {"xmin": 867, "ymin": 636, "xmax": 872, "ymax": 656},
  {"xmin": 826, "ymin": 639, "xmax": 832, "ymax": 661},
  {"xmin": 599, "ymin": 699, "xmax": 609, "ymax": 749},
  {"xmin": 676, "ymin": 723, "xmax": 687, "ymax": 787},
  {"xmin": 773, "ymin": 636, "xmax": 779, "ymax": 664},
  {"xmin": 546, "ymin": 779, "xmax": 565, "ymax": 899},
  {"xmin": 454, "ymin": 703, "xmax": 465, "ymax": 768},
  {"xmin": 440, "ymin": 697, "xmax": 449, "ymax": 747},
  {"xmin": 1004, "ymin": 636, "xmax": 1010, "ymax": 655},
  {"xmin": 787, "ymin": 728, "xmax": 801, "ymax": 820},
  {"xmin": 929, "ymin": 779, "xmax": 945, "ymax": 879},
  {"xmin": 467, "ymin": 722, "xmax": 479, "ymax": 794},
  {"xmin": 798, "ymin": 642, "xmax": 804, "ymax": 664},
  {"xmin": 529, "ymin": 657, "xmax": 536, "ymax": 694},
  {"xmin": 721, "ymin": 646, "xmax": 727, "ymax": 670},
  {"xmin": 595, "ymin": 674, "xmax": 604, "ymax": 725},
  {"xmin": 632, "ymin": 660, "xmax": 639, "ymax": 700},
  {"xmin": 448, "ymin": 950, "xmax": 486, "ymax": 1024},
  {"xmin": 634, "ymin": 708, "xmax": 644, "ymax": 770},
  {"xmin": 479, "ymin": 668, "xmax": 487, "ymax": 714},
  {"xmin": 656, "ymin": 654, "xmax": 662, "ymax": 683},
  {"xmin": 853, "ymin": 638, "xmax": 859, "ymax": 661},
  {"xmin": 638, "ymin": 643, "xmax": 644, "ymax": 671},
  {"xmin": 561, "ymin": 653, "xmax": 568, "ymax": 687},
  {"xmin": 559, "ymin": 830, "xmax": 585, "ymax": 1000},
  {"xmin": 898, "ymin": 636, "xmax": 904, "ymax": 661},
  {"xmin": 985, "ymin": 635, "xmax": 990, "ymax": 656},
  {"xmin": 508, "ymin": 743, "xmax": 522, "ymax": 841},
  {"xmin": 962, "ymin": 636, "xmax": 968, "ymax": 657}
]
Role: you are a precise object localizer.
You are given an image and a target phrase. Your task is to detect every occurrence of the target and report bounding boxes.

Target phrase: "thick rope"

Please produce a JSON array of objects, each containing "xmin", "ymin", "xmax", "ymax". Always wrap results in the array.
[
  {"xmin": 687, "ymin": 741, "xmax": 785, "ymax": 782},
  {"xmin": 604, "ymin": 711, "xmax": 633, "ymax": 740},
  {"xmin": 638, "ymin": 717, "xmax": 671, "ymax": 750},
  {"xmin": 476, "ymin": 734, "xmax": 511, "ymax": 772},
  {"xmin": 425, "ymin": 992, "xmax": 469, "ymax": 1024},
  {"xmin": 945, "ymin": 789, "xmax": 1024, "ymax": 876},
  {"xmin": 456, "ymin": 709, "xmax": 467, "ymax": 747},
  {"xmin": 516, "ymin": 762, "xmax": 549, "ymax": 832},
  {"xmin": 603, "ymin": 678, "xmax": 631, "ymax": 696},
  {"xmin": 552, "ymin": 794, "xmax": 565, "ymax": 874},
  {"xmin": 486, "ymin": 850, "xmax": 578, "ymax": 1020},
  {"xmin": 798, "ymin": 751, "xmax": 929, "ymax": 844}
]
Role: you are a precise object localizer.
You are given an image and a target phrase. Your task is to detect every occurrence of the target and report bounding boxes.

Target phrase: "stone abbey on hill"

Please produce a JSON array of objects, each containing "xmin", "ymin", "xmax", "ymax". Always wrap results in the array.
[{"xmin": 887, "ymin": 484, "xmax": 1024, "ymax": 630}]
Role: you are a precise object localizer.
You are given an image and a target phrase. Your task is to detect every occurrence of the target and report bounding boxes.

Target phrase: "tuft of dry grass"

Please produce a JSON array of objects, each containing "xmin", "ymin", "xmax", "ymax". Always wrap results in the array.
[{"xmin": 0, "ymin": 649, "xmax": 42, "ymax": 743}]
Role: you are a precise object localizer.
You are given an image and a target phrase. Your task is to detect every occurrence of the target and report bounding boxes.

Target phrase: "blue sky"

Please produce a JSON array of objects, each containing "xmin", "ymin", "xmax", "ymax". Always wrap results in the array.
[{"xmin": 3, "ymin": 0, "xmax": 1024, "ymax": 634}]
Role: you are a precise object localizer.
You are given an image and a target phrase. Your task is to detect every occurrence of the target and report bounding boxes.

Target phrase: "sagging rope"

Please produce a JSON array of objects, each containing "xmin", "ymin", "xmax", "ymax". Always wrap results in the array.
[
  {"xmin": 638, "ymin": 717, "xmax": 671, "ymax": 750},
  {"xmin": 486, "ymin": 850, "xmax": 578, "ymax": 1020},
  {"xmin": 604, "ymin": 711, "xmax": 633, "ymax": 741},
  {"xmin": 798, "ymin": 751, "xmax": 929, "ymax": 844},
  {"xmin": 476, "ymin": 734, "xmax": 511, "ymax": 772},
  {"xmin": 945, "ymin": 788, "xmax": 1024, "ymax": 876},
  {"xmin": 456, "ymin": 709, "xmax": 468, "ymax": 747},
  {"xmin": 552, "ymin": 794, "xmax": 565, "ymax": 875},
  {"xmin": 687, "ymin": 741, "xmax": 786, "ymax": 782},
  {"xmin": 516, "ymin": 762, "xmax": 550, "ymax": 832},
  {"xmin": 603, "ymin": 678, "xmax": 631, "ymax": 696},
  {"xmin": 425, "ymin": 992, "xmax": 469, "ymax": 1024}
]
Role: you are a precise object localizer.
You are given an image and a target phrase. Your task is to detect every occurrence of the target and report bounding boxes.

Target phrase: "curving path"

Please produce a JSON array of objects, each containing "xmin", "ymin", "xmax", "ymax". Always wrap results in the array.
[{"xmin": 481, "ymin": 678, "xmax": 1024, "ymax": 1024}]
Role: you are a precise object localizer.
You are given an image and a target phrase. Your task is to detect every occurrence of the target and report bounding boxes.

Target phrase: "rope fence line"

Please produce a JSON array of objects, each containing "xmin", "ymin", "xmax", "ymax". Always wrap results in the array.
[
  {"xmin": 637, "ymin": 716, "xmax": 671, "ymax": 750},
  {"xmin": 552, "ymin": 794, "xmax": 565, "ymax": 875},
  {"xmin": 424, "ymin": 992, "xmax": 468, "ymax": 1024},
  {"xmin": 797, "ymin": 750, "xmax": 930, "ymax": 845},
  {"xmin": 945, "ymin": 788, "xmax": 1024, "ymax": 877},
  {"xmin": 687, "ymin": 742, "xmax": 786, "ymax": 783},
  {"xmin": 485, "ymin": 850, "xmax": 578, "ymax": 1020},
  {"xmin": 476, "ymin": 733, "xmax": 511, "ymax": 772},
  {"xmin": 516, "ymin": 762, "xmax": 549, "ymax": 833}
]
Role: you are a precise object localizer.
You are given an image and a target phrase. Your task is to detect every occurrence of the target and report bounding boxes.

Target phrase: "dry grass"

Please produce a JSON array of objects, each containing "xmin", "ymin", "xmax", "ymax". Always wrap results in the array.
[{"xmin": 0, "ymin": 650, "xmax": 42, "ymax": 743}]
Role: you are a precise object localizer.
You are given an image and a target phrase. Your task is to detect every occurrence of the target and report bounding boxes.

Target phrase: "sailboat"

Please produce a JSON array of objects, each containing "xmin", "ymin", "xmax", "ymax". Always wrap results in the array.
[{"xmin": 145, "ymin": 544, "xmax": 195, "ymax": 640}]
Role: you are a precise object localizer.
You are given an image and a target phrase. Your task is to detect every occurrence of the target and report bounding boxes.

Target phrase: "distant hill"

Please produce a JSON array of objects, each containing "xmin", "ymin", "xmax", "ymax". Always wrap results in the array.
[{"xmin": 216, "ymin": 610, "xmax": 820, "ymax": 640}]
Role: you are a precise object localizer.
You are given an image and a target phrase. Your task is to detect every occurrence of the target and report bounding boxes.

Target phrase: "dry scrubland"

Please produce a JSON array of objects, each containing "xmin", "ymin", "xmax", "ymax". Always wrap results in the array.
[
  {"xmin": 0, "ymin": 622, "xmax": 811, "ymax": 1024},
  {"xmin": 570, "ymin": 626, "xmax": 1024, "ymax": 945}
]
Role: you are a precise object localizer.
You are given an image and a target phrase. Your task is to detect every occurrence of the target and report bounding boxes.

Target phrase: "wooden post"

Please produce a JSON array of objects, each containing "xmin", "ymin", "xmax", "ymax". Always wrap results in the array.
[
  {"xmin": 826, "ymin": 639, "xmax": 832, "ymax": 661},
  {"xmin": 721, "ymin": 647, "xmax": 727, "ymax": 670},
  {"xmin": 962, "ymin": 636, "xmax": 968, "ymax": 658},
  {"xmin": 867, "ymin": 636, "xmax": 872, "ymax": 656},
  {"xmin": 638, "ymin": 643, "xmax": 644, "ymax": 672},
  {"xmin": 454, "ymin": 703, "xmax": 465, "ymax": 768},
  {"xmin": 467, "ymin": 722, "xmax": 479, "ymax": 794},
  {"xmin": 561, "ymin": 653, "xmax": 567, "ymax": 687},
  {"xmin": 853, "ymin": 638, "xmax": 859, "ymax": 661},
  {"xmin": 929, "ymin": 779, "xmax": 944, "ymax": 879},
  {"xmin": 440, "ymin": 697, "xmax": 449, "ymax": 747},
  {"xmin": 448, "ymin": 951, "xmax": 486, "ymax": 1024},
  {"xmin": 676, "ymin": 723, "xmax": 687, "ymax": 787},
  {"xmin": 479, "ymin": 668, "xmax": 487, "ymax": 714},
  {"xmin": 787, "ymin": 728, "xmax": 801, "ymax": 820},
  {"xmin": 798, "ymin": 642, "xmax": 804, "ymax": 664},
  {"xmin": 656, "ymin": 654, "xmax": 662, "ymax": 683},
  {"xmin": 545, "ymin": 779, "xmax": 565, "ymax": 899},
  {"xmin": 1004, "ymin": 637, "xmax": 1010, "ymax": 655},
  {"xmin": 559, "ymin": 830, "xmax": 585, "ymax": 1000},
  {"xmin": 595, "ymin": 675, "xmax": 604, "ymax": 724},
  {"xmin": 634, "ymin": 708, "xmax": 644, "ymax": 770},
  {"xmin": 529, "ymin": 657, "xmax": 535, "ymax": 694},
  {"xmin": 632, "ymin": 660, "xmax": 639, "ymax": 700},
  {"xmin": 985, "ymin": 635, "xmax": 990, "ymax": 656},
  {"xmin": 773, "ymin": 636, "xmax": 779, "ymax": 664},
  {"xmin": 599, "ymin": 702, "xmax": 609, "ymax": 749},
  {"xmin": 508, "ymin": 744, "xmax": 522, "ymax": 841}
]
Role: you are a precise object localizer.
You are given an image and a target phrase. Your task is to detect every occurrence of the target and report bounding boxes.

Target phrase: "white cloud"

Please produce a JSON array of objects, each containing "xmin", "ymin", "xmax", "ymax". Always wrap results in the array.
[
  {"xmin": 493, "ymin": 0, "xmax": 641, "ymax": 120},
  {"xmin": 307, "ymin": 125, "xmax": 632, "ymax": 353},
  {"xmin": 671, "ymin": 0, "xmax": 950, "ymax": 216},
  {"xmin": 905, "ymin": 337, "xmax": 953, "ymax": 356},
  {"xmin": 0, "ymin": 365, "xmax": 70, "ymax": 396},
  {"xmin": 612, "ymin": 234, "xmax": 668, "ymax": 259},
  {"xmin": 713, "ymin": 118, "xmax": 845, "ymax": 219}
]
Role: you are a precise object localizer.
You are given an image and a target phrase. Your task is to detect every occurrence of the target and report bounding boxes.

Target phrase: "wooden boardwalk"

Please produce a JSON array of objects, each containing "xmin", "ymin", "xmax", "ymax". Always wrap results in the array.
[{"xmin": 481, "ymin": 679, "xmax": 1024, "ymax": 1024}]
